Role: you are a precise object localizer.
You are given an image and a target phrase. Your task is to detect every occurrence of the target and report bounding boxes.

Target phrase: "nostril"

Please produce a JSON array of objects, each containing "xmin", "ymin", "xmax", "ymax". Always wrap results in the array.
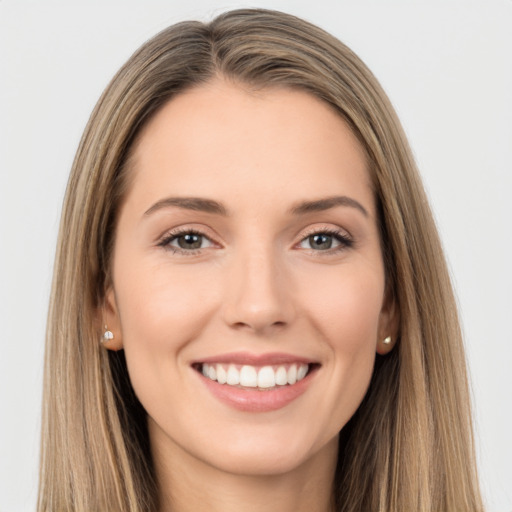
[
  {"xmin": 229, "ymin": 319, "xmax": 288, "ymax": 333},
  {"xmin": 221, "ymin": 267, "xmax": 296, "ymax": 332}
]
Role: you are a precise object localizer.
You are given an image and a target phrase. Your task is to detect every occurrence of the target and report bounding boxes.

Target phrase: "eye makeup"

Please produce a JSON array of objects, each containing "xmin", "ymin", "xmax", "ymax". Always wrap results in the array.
[{"xmin": 156, "ymin": 224, "xmax": 354, "ymax": 257}]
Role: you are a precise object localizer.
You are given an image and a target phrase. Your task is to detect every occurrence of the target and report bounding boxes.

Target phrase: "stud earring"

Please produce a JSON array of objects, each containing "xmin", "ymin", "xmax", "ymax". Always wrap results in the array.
[
  {"xmin": 102, "ymin": 325, "xmax": 114, "ymax": 343},
  {"xmin": 383, "ymin": 336, "xmax": 392, "ymax": 345}
]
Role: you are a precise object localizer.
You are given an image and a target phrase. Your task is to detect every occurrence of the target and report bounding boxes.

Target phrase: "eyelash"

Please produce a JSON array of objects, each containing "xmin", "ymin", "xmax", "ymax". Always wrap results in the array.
[{"xmin": 157, "ymin": 227, "xmax": 354, "ymax": 255}]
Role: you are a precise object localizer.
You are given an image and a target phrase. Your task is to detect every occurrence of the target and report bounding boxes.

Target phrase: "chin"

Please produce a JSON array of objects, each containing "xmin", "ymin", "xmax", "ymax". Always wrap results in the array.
[{"xmin": 188, "ymin": 427, "xmax": 339, "ymax": 478}]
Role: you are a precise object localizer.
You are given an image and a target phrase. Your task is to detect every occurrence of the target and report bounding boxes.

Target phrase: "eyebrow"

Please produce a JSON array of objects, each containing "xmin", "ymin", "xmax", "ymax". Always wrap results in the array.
[
  {"xmin": 144, "ymin": 197, "xmax": 228, "ymax": 216},
  {"xmin": 289, "ymin": 196, "xmax": 369, "ymax": 217},
  {"xmin": 143, "ymin": 195, "xmax": 368, "ymax": 218}
]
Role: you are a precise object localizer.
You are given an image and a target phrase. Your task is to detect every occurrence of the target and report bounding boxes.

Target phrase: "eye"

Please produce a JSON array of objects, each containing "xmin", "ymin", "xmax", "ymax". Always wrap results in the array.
[
  {"xmin": 304, "ymin": 233, "xmax": 336, "ymax": 250},
  {"xmin": 159, "ymin": 230, "xmax": 214, "ymax": 253},
  {"xmin": 298, "ymin": 229, "xmax": 353, "ymax": 252}
]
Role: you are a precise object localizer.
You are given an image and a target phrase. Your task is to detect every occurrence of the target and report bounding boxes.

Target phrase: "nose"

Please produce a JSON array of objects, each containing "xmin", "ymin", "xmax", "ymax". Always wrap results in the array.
[{"xmin": 222, "ymin": 246, "xmax": 295, "ymax": 335}]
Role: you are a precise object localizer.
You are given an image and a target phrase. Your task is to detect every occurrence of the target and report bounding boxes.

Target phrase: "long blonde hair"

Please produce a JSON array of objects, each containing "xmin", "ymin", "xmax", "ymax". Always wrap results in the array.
[{"xmin": 38, "ymin": 8, "xmax": 483, "ymax": 511}]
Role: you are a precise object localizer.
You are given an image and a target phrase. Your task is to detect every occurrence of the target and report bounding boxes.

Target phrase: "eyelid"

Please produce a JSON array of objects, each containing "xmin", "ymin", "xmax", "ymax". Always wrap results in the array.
[
  {"xmin": 298, "ymin": 223, "xmax": 351, "ymax": 239},
  {"xmin": 297, "ymin": 223, "xmax": 353, "ymax": 242}
]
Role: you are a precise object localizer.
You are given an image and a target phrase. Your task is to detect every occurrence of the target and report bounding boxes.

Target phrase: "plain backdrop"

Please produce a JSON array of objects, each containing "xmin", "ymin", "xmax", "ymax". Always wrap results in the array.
[{"xmin": 1, "ymin": 1, "xmax": 511, "ymax": 511}]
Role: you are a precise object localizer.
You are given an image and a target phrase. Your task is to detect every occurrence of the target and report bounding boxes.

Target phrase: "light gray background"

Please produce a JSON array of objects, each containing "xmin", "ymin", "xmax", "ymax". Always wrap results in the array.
[{"xmin": 1, "ymin": 1, "xmax": 511, "ymax": 511}]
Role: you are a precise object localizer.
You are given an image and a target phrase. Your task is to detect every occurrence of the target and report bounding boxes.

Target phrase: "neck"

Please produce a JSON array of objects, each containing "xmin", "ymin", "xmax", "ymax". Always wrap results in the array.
[{"xmin": 151, "ymin": 426, "xmax": 338, "ymax": 512}]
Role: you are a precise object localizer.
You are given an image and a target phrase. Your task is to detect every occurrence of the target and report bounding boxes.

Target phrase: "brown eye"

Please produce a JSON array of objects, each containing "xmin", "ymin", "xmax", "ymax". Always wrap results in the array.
[
  {"xmin": 177, "ymin": 233, "xmax": 203, "ymax": 249},
  {"xmin": 160, "ymin": 230, "xmax": 214, "ymax": 252},
  {"xmin": 298, "ymin": 230, "xmax": 353, "ymax": 252},
  {"xmin": 308, "ymin": 234, "xmax": 333, "ymax": 250}
]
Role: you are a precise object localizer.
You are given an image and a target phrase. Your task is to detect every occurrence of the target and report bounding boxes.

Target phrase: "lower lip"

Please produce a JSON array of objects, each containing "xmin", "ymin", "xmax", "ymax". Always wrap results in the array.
[{"xmin": 197, "ymin": 370, "xmax": 315, "ymax": 412}]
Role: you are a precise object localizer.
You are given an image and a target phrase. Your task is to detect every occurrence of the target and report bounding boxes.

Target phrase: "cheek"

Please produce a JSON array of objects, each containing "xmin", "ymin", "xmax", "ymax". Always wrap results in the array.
[
  {"xmin": 113, "ymin": 259, "xmax": 222, "ymax": 414},
  {"xmin": 296, "ymin": 262, "xmax": 384, "ymax": 423},
  {"xmin": 116, "ymin": 258, "xmax": 219, "ymax": 347},
  {"xmin": 299, "ymin": 262, "xmax": 385, "ymax": 348}
]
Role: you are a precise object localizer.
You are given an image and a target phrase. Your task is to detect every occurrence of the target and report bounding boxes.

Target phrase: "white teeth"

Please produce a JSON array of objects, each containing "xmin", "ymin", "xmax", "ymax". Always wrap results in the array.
[
  {"xmin": 275, "ymin": 366, "xmax": 288, "ymax": 385},
  {"xmin": 216, "ymin": 364, "xmax": 227, "ymax": 384},
  {"xmin": 297, "ymin": 364, "xmax": 308, "ymax": 381},
  {"xmin": 287, "ymin": 364, "xmax": 297, "ymax": 385},
  {"xmin": 257, "ymin": 366, "xmax": 275, "ymax": 388},
  {"xmin": 226, "ymin": 364, "xmax": 240, "ymax": 385},
  {"xmin": 240, "ymin": 365, "xmax": 258, "ymax": 387},
  {"xmin": 201, "ymin": 362, "xmax": 310, "ymax": 388}
]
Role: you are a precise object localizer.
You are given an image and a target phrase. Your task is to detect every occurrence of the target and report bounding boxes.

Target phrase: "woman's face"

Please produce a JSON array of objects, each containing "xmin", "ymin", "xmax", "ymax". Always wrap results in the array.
[{"xmin": 106, "ymin": 80, "xmax": 395, "ymax": 476}]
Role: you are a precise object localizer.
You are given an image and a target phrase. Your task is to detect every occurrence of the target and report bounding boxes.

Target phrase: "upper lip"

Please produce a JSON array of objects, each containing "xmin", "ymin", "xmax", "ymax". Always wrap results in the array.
[{"xmin": 193, "ymin": 351, "xmax": 318, "ymax": 366}]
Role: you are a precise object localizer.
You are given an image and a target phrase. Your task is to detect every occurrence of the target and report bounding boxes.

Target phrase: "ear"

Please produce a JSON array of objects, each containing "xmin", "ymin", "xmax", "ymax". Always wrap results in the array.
[
  {"xmin": 98, "ymin": 286, "xmax": 124, "ymax": 351},
  {"xmin": 376, "ymin": 291, "xmax": 400, "ymax": 355}
]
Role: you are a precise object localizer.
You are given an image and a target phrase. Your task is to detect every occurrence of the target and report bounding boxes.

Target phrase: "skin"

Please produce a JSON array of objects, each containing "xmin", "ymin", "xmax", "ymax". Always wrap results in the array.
[{"xmin": 104, "ymin": 79, "xmax": 396, "ymax": 512}]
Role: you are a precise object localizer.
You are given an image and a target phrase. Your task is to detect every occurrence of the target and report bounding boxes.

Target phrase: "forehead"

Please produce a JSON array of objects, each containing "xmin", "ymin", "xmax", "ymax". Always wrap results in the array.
[{"xmin": 126, "ymin": 80, "xmax": 373, "ymax": 216}]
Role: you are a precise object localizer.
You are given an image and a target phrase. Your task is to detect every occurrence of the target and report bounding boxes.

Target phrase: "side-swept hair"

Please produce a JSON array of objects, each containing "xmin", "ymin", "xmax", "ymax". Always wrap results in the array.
[{"xmin": 38, "ymin": 9, "xmax": 483, "ymax": 511}]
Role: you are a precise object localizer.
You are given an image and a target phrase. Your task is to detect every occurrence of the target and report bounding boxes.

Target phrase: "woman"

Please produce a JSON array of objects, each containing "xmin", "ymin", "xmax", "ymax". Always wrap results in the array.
[{"xmin": 38, "ymin": 8, "xmax": 483, "ymax": 511}]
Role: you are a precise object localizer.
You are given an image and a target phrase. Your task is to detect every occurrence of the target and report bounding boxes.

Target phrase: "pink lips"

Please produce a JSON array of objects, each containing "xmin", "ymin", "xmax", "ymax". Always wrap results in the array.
[
  {"xmin": 198, "ymin": 351, "xmax": 313, "ymax": 366},
  {"xmin": 193, "ymin": 352, "xmax": 318, "ymax": 412}
]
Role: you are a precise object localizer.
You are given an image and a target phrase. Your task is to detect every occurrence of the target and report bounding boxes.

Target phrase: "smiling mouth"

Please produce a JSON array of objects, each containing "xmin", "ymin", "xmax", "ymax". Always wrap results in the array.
[{"xmin": 193, "ymin": 362, "xmax": 318, "ymax": 390}]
